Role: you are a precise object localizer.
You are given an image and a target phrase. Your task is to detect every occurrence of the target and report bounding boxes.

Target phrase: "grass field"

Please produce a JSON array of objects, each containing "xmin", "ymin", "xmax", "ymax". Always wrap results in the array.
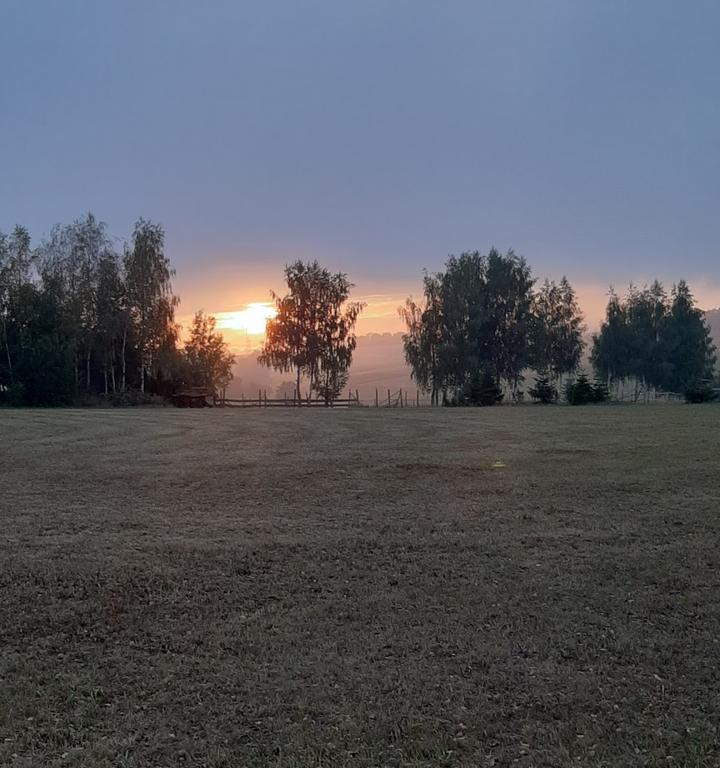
[{"xmin": 1, "ymin": 405, "xmax": 719, "ymax": 767}]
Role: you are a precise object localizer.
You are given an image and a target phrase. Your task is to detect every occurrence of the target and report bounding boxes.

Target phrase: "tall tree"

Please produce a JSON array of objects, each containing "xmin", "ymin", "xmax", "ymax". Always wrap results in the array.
[
  {"xmin": 95, "ymin": 251, "xmax": 126, "ymax": 394},
  {"xmin": 183, "ymin": 311, "xmax": 235, "ymax": 395},
  {"xmin": 592, "ymin": 280, "xmax": 716, "ymax": 395},
  {"xmin": 259, "ymin": 261, "xmax": 364, "ymax": 402},
  {"xmin": 664, "ymin": 281, "xmax": 716, "ymax": 391},
  {"xmin": 124, "ymin": 219, "xmax": 179, "ymax": 392},
  {"xmin": 401, "ymin": 248, "xmax": 535, "ymax": 402},
  {"xmin": 37, "ymin": 214, "xmax": 114, "ymax": 392},
  {"xmin": 531, "ymin": 277, "xmax": 585, "ymax": 382},
  {"xmin": 313, "ymin": 275, "xmax": 365, "ymax": 404},
  {"xmin": 0, "ymin": 226, "xmax": 34, "ymax": 385},
  {"xmin": 400, "ymin": 273, "xmax": 445, "ymax": 405},
  {"xmin": 591, "ymin": 289, "xmax": 631, "ymax": 387}
]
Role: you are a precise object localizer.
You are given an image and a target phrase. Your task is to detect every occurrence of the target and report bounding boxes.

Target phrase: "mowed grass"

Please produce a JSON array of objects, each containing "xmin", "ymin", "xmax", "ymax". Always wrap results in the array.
[{"xmin": 1, "ymin": 406, "xmax": 719, "ymax": 768}]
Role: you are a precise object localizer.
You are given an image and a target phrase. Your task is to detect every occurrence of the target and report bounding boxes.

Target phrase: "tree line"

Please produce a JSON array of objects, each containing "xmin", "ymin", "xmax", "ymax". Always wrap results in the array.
[
  {"xmin": 1, "ymin": 219, "xmax": 717, "ymax": 407},
  {"xmin": 591, "ymin": 281, "xmax": 716, "ymax": 399},
  {"xmin": 0, "ymin": 214, "xmax": 234, "ymax": 405},
  {"xmin": 400, "ymin": 249, "xmax": 717, "ymax": 404}
]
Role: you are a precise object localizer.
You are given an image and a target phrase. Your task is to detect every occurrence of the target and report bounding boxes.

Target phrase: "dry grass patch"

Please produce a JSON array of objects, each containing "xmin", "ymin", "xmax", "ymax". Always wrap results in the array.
[{"xmin": 1, "ymin": 405, "xmax": 719, "ymax": 767}]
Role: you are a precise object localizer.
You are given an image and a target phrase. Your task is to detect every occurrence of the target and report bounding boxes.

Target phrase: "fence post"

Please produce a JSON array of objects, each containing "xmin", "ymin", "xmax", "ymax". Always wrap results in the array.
[
  {"xmin": 375, "ymin": 388, "xmax": 379, "ymax": 408},
  {"xmin": 387, "ymin": 389, "xmax": 391, "ymax": 407},
  {"xmin": 416, "ymin": 389, "xmax": 420, "ymax": 407}
]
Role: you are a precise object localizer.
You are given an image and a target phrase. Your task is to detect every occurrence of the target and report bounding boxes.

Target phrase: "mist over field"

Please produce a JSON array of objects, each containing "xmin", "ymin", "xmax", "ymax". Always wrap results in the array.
[{"xmin": 228, "ymin": 333, "xmax": 413, "ymax": 400}]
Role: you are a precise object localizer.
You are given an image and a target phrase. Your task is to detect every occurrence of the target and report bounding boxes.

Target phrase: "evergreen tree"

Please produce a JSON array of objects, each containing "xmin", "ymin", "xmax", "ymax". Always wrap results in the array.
[{"xmin": 665, "ymin": 281, "xmax": 716, "ymax": 391}]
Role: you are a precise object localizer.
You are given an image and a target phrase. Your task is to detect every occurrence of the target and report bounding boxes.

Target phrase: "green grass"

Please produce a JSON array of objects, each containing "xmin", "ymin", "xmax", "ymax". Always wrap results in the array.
[{"xmin": 1, "ymin": 405, "xmax": 719, "ymax": 767}]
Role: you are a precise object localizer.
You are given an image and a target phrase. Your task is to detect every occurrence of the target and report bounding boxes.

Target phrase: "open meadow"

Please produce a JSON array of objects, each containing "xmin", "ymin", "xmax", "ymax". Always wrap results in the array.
[{"xmin": 1, "ymin": 405, "xmax": 719, "ymax": 767}]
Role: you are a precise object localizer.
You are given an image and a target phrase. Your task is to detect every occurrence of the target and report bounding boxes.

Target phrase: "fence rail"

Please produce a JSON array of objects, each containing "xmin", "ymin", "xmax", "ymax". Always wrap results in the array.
[
  {"xmin": 217, "ymin": 384, "xmax": 697, "ymax": 409},
  {"xmin": 219, "ymin": 388, "xmax": 426, "ymax": 408}
]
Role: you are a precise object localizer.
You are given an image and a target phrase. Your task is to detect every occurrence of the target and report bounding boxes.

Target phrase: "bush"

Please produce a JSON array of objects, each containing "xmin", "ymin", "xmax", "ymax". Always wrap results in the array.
[
  {"xmin": 565, "ymin": 374, "xmax": 610, "ymax": 405},
  {"xmin": 109, "ymin": 390, "xmax": 166, "ymax": 407},
  {"xmin": 684, "ymin": 383, "xmax": 718, "ymax": 404},
  {"xmin": 458, "ymin": 370, "xmax": 504, "ymax": 407},
  {"xmin": 529, "ymin": 375, "xmax": 558, "ymax": 404},
  {"xmin": 0, "ymin": 383, "xmax": 26, "ymax": 407}
]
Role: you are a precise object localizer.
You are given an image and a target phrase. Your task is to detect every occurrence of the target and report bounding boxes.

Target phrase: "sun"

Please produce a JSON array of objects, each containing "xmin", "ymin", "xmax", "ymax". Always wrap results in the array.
[{"xmin": 215, "ymin": 302, "xmax": 277, "ymax": 335}]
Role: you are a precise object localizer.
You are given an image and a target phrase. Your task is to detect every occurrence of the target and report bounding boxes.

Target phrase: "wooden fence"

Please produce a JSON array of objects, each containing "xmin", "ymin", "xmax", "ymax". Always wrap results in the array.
[{"xmin": 219, "ymin": 388, "xmax": 426, "ymax": 408}]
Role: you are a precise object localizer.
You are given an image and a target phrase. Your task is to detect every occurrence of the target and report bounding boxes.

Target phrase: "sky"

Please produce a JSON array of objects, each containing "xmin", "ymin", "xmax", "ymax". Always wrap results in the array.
[{"xmin": 2, "ymin": 0, "xmax": 719, "ymax": 336}]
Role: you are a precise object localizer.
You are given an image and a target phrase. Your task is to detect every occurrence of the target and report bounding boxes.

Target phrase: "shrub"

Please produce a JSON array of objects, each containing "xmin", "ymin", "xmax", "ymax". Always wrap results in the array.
[
  {"xmin": 109, "ymin": 390, "xmax": 166, "ymax": 407},
  {"xmin": 529, "ymin": 375, "xmax": 558, "ymax": 404},
  {"xmin": 684, "ymin": 383, "xmax": 718, "ymax": 404},
  {"xmin": 565, "ymin": 374, "xmax": 610, "ymax": 405},
  {"xmin": 0, "ymin": 383, "xmax": 26, "ymax": 407},
  {"xmin": 458, "ymin": 370, "xmax": 504, "ymax": 407}
]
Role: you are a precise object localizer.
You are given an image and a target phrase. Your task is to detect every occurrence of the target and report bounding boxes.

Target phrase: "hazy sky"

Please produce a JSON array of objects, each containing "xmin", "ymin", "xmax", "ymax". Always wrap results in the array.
[{"xmin": 2, "ymin": 0, "xmax": 719, "ymax": 330}]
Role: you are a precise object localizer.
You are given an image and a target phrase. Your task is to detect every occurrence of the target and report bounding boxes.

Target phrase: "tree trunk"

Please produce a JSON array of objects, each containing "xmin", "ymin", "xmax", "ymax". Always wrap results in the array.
[
  {"xmin": 120, "ymin": 329, "xmax": 127, "ymax": 390},
  {"xmin": 104, "ymin": 366, "xmax": 108, "ymax": 396},
  {"xmin": 86, "ymin": 348, "xmax": 92, "ymax": 393},
  {"xmin": 2, "ymin": 317, "xmax": 13, "ymax": 384}
]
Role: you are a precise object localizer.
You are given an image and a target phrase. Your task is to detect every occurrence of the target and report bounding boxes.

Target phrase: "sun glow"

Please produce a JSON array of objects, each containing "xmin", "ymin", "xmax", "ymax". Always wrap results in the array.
[{"xmin": 215, "ymin": 302, "xmax": 277, "ymax": 335}]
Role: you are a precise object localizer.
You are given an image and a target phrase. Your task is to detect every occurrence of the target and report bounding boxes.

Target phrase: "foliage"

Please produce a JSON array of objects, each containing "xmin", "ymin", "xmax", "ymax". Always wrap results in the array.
[
  {"xmin": 683, "ymin": 382, "xmax": 717, "ymax": 404},
  {"xmin": 0, "ymin": 215, "xmax": 233, "ymax": 406},
  {"xmin": 592, "ymin": 281, "xmax": 716, "ymax": 395},
  {"xmin": 529, "ymin": 374, "xmax": 558, "ymax": 404},
  {"xmin": 458, "ymin": 369, "xmax": 504, "ymax": 406},
  {"xmin": 183, "ymin": 311, "xmax": 235, "ymax": 393},
  {"xmin": 401, "ymin": 249, "xmax": 532, "ymax": 401},
  {"xmin": 259, "ymin": 261, "xmax": 365, "ymax": 404},
  {"xmin": 402, "ymin": 249, "xmax": 582, "ymax": 404},
  {"xmin": 399, "ymin": 273, "xmax": 445, "ymax": 405},
  {"xmin": 565, "ymin": 373, "xmax": 610, "ymax": 405},
  {"xmin": 530, "ymin": 277, "xmax": 585, "ymax": 381},
  {"xmin": 124, "ymin": 219, "xmax": 180, "ymax": 393}
]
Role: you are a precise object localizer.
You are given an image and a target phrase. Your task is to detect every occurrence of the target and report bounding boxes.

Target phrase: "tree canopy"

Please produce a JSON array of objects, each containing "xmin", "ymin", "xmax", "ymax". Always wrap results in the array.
[
  {"xmin": 258, "ymin": 260, "xmax": 365, "ymax": 403},
  {"xmin": 592, "ymin": 281, "xmax": 716, "ymax": 396},
  {"xmin": 401, "ymin": 249, "xmax": 585, "ymax": 403},
  {"xmin": 0, "ymin": 214, "xmax": 233, "ymax": 406}
]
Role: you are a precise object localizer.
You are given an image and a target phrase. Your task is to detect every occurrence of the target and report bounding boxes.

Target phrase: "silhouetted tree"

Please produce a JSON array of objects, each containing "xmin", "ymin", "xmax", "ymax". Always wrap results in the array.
[
  {"xmin": 0, "ymin": 226, "xmax": 34, "ymax": 385},
  {"xmin": 400, "ymin": 274, "xmax": 445, "ymax": 405},
  {"xmin": 591, "ymin": 289, "xmax": 630, "ymax": 387},
  {"xmin": 259, "ymin": 261, "xmax": 364, "ymax": 403},
  {"xmin": 592, "ymin": 280, "xmax": 716, "ymax": 396},
  {"xmin": 37, "ymin": 214, "xmax": 116, "ymax": 392},
  {"xmin": 531, "ymin": 277, "xmax": 585, "ymax": 383},
  {"xmin": 529, "ymin": 374, "xmax": 558, "ymax": 404},
  {"xmin": 665, "ymin": 281, "xmax": 716, "ymax": 391},
  {"xmin": 95, "ymin": 251, "xmax": 126, "ymax": 394},
  {"xmin": 401, "ymin": 248, "xmax": 535, "ymax": 403},
  {"xmin": 183, "ymin": 311, "xmax": 235, "ymax": 395},
  {"xmin": 124, "ymin": 219, "xmax": 179, "ymax": 392}
]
